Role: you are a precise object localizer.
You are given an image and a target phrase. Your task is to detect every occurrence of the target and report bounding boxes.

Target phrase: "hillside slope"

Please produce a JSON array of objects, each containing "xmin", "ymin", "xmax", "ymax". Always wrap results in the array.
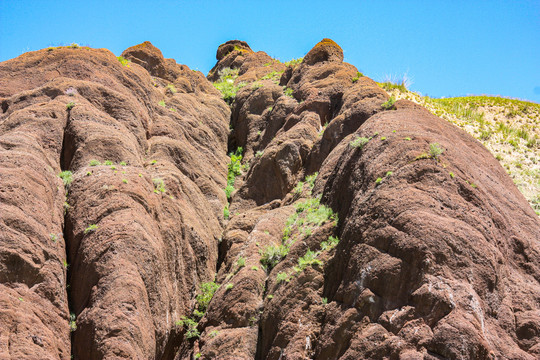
[{"xmin": 0, "ymin": 39, "xmax": 538, "ymax": 359}]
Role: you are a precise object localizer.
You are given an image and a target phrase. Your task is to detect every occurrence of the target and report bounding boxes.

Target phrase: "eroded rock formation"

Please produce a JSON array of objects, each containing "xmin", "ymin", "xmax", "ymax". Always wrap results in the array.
[{"xmin": 0, "ymin": 39, "xmax": 538, "ymax": 359}]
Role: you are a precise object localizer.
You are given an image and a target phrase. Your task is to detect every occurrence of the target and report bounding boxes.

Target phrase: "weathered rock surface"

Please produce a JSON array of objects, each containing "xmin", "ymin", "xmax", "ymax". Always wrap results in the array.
[
  {"xmin": 0, "ymin": 38, "xmax": 539, "ymax": 360},
  {"xmin": 1, "ymin": 42, "xmax": 229, "ymax": 359}
]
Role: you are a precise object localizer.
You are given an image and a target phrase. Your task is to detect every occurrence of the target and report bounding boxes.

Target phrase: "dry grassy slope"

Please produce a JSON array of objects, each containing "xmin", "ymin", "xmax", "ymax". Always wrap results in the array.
[{"xmin": 381, "ymin": 85, "xmax": 540, "ymax": 215}]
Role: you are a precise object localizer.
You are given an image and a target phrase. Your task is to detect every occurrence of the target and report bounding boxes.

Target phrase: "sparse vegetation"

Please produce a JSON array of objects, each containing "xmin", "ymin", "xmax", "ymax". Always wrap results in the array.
[
  {"xmin": 66, "ymin": 102, "xmax": 75, "ymax": 110},
  {"xmin": 284, "ymin": 87, "xmax": 294, "ymax": 98},
  {"xmin": 166, "ymin": 84, "xmax": 177, "ymax": 93},
  {"xmin": 276, "ymin": 272, "xmax": 290, "ymax": 284},
  {"xmin": 84, "ymin": 224, "xmax": 98, "ymax": 234},
  {"xmin": 58, "ymin": 170, "xmax": 73, "ymax": 187},
  {"xmin": 152, "ymin": 178, "xmax": 166, "ymax": 193},
  {"xmin": 223, "ymin": 147, "xmax": 244, "ymax": 218},
  {"xmin": 352, "ymin": 71, "xmax": 364, "ymax": 83},
  {"xmin": 158, "ymin": 100, "xmax": 166, "ymax": 107},
  {"xmin": 294, "ymin": 249, "xmax": 322, "ymax": 273},
  {"xmin": 283, "ymin": 57, "xmax": 303, "ymax": 67},
  {"xmin": 117, "ymin": 56, "xmax": 130, "ymax": 67},
  {"xmin": 429, "ymin": 142, "xmax": 444, "ymax": 159},
  {"xmin": 381, "ymin": 96, "xmax": 396, "ymax": 110},
  {"xmin": 320, "ymin": 236, "xmax": 339, "ymax": 251},
  {"xmin": 213, "ymin": 68, "xmax": 246, "ymax": 104},
  {"xmin": 350, "ymin": 136, "xmax": 370, "ymax": 149},
  {"xmin": 260, "ymin": 244, "xmax": 290, "ymax": 270},
  {"xmin": 225, "ymin": 283, "xmax": 234, "ymax": 291},
  {"xmin": 195, "ymin": 281, "xmax": 219, "ymax": 316},
  {"xmin": 69, "ymin": 313, "xmax": 77, "ymax": 332},
  {"xmin": 261, "ymin": 70, "xmax": 283, "ymax": 82},
  {"xmin": 176, "ymin": 316, "xmax": 200, "ymax": 339},
  {"xmin": 89, "ymin": 159, "xmax": 100, "ymax": 166},
  {"xmin": 263, "ymin": 193, "xmax": 337, "ymax": 272}
]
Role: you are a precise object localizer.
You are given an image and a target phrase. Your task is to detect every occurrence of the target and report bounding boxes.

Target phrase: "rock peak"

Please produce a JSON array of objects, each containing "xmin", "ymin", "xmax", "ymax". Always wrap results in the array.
[{"xmin": 303, "ymin": 38, "xmax": 344, "ymax": 65}]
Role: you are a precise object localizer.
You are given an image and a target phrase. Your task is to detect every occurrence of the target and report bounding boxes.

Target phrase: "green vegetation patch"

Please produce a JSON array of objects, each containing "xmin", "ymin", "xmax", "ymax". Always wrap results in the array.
[{"xmin": 213, "ymin": 68, "xmax": 246, "ymax": 104}]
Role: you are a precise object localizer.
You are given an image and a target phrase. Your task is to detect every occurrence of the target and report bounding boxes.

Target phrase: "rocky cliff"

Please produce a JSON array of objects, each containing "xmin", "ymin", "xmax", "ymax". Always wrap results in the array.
[{"xmin": 0, "ymin": 39, "xmax": 538, "ymax": 359}]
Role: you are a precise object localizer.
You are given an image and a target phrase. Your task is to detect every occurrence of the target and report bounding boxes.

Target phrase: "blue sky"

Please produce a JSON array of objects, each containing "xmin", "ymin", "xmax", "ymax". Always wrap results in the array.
[{"xmin": 1, "ymin": 1, "xmax": 539, "ymax": 102}]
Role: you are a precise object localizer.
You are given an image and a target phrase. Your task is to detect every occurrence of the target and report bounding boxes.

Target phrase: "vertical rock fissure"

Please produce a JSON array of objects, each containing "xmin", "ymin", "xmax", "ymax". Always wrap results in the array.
[{"xmin": 59, "ymin": 108, "xmax": 76, "ymax": 359}]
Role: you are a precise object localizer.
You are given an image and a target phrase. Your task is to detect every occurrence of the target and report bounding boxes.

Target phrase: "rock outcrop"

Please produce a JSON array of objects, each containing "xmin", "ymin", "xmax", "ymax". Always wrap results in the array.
[{"xmin": 0, "ymin": 38, "xmax": 538, "ymax": 359}]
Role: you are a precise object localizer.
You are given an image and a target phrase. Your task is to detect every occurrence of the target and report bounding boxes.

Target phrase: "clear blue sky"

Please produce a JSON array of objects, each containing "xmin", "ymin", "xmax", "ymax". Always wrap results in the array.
[{"xmin": 1, "ymin": 0, "xmax": 539, "ymax": 102}]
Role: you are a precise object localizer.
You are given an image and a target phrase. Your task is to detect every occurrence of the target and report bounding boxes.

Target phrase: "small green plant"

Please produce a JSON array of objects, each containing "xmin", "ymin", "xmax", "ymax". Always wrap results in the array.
[
  {"xmin": 69, "ymin": 313, "xmax": 77, "ymax": 332},
  {"xmin": 321, "ymin": 297, "xmax": 328, "ymax": 305},
  {"xmin": 294, "ymin": 249, "xmax": 322, "ymax": 273},
  {"xmin": 284, "ymin": 87, "xmax": 294, "ymax": 97},
  {"xmin": 251, "ymin": 266, "xmax": 259, "ymax": 271},
  {"xmin": 66, "ymin": 102, "xmax": 76, "ymax": 110},
  {"xmin": 158, "ymin": 100, "xmax": 166, "ymax": 107},
  {"xmin": 375, "ymin": 177, "xmax": 383, "ymax": 185},
  {"xmin": 267, "ymin": 294, "xmax": 274, "ymax": 299},
  {"xmin": 237, "ymin": 257, "xmax": 245, "ymax": 269},
  {"xmin": 69, "ymin": 43, "xmax": 80, "ymax": 49},
  {"xmin": 350, "ymin": 136, "xmax": 370, "ymax": 149},
  {"xmin": 150, "ymin": 159, "xmax": 157, "ymax": 165},
  {"xmin": 255, "ymin": 150, "xmax": 264, "ymax": 157},
  {"xmin": 381, "ymin": 137, "xmax": 387, "ymax": 141},
  {"xmin": 251, "ymin": 82, "xmax": 264, "ymax": 90},
  {"xmin": 194, "ymin": 353, "xmax": 201, "ymax": 359},
  {"xmin": 429, "ymin": 143, "xmax": 444, "ymax": 160},
  {"xmin": 117, "ymin": 56, "xmax": 130, "ymax": 67},
  {"xmin": 249, "ymin": 316, "xmax": 258, "ymax": 327},
  {"xmin": 122, "ymin": 179, "xmax": 128, "ymax": 184},
  {"xmin": 110, "ymin": 165, "xmax": 116, "ymax": 170},
  {"xmin": 320, "ymin": 236, "xmax": 339, "ymax": 251},
  {"xmin": 195, "ymin": 281, "xmax": 219, "ymax": 316},
  {"xmin": 381, "ymin": 96, "xmax": 396, "ymax": 110},
  {"xmin": 176, "ymin": 316, "xmax": 200, "ymax": 339},
  {"xmin": 276, "ymin": 272, "xmax": 290, "ymax": 284},
  {"xmin": 378, "ymin": 75, "xmax": 410, "ymax": 92},
  {"xmin": 386, "ymin": 171, "xmax": 393, "ymax": 177},
  {"xmin": 351, "ymin": 71, "xmax": 363, "ymax": 83},
  {"xmin": 84, "ymin": 224, "xmax": 98, "ymax": 234},
  {"xmin": 58, "ymin": 170, "xmax": 73, "ymax": 187},
  {"xmin": 404, "ymin": 137, "xmax": 411, "ymax": 141},
  {"xmin": 209, "ymin": 330, "xmax": 219, "ymax": 338},
  {"xmin": 224, "ymin": 184, "xmax": 235, "ymax": 199},
  {"xmin": 166, "ymin": 84, "xmax": 177, "ymax": 93},
  {"xmin": 224, "ymin": 147, "xmax": 244, "ymax": 200},
  {"xmin": 223, "ymin": 204, "xmax": 230, "ymax": 219},
  {"xmin": 283, "ymin": 57, "xmax": 303, "ymax": 67},
  {"xmin": 449, "ymin": 172, "xmax": 455, "ymax": 178},
  {"xmin": 89, "ymin": 159, "xmax": 101, "ymax": 166},
  {"xmin": 153, "ymin": 178, "xmax": 166, "ymax": 193},
  {"xmin": 63, "ymin": 259, "xmax": 69, "ymax": 269},
  {"xmin": 50, "ymin": 233, "xmax": 58, "ymax": 242},
  {"xmin": 225, "ymin": 283, "xmax": 234, "ymax": 291},
  {"xmin": 213, "ymin": 68, "xmax": 246, "ymax": 104},
  {"xmin": 293, "ymin": 181, "xmax": 304, "ymax": 194},
  {"xmin": 305, "ymin": 173, "xmax": 318, "ymax": 189},
  {"xmin": 120, "ymin": 161, "xmax": 127, "ymax": 166},
  {"xmin": 261, "ymin": 71, "xmax": 283, "ymax": 81},
  {"xmin": 260, "ymin": 244, "xmax": 289, "ymax": 270}
]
